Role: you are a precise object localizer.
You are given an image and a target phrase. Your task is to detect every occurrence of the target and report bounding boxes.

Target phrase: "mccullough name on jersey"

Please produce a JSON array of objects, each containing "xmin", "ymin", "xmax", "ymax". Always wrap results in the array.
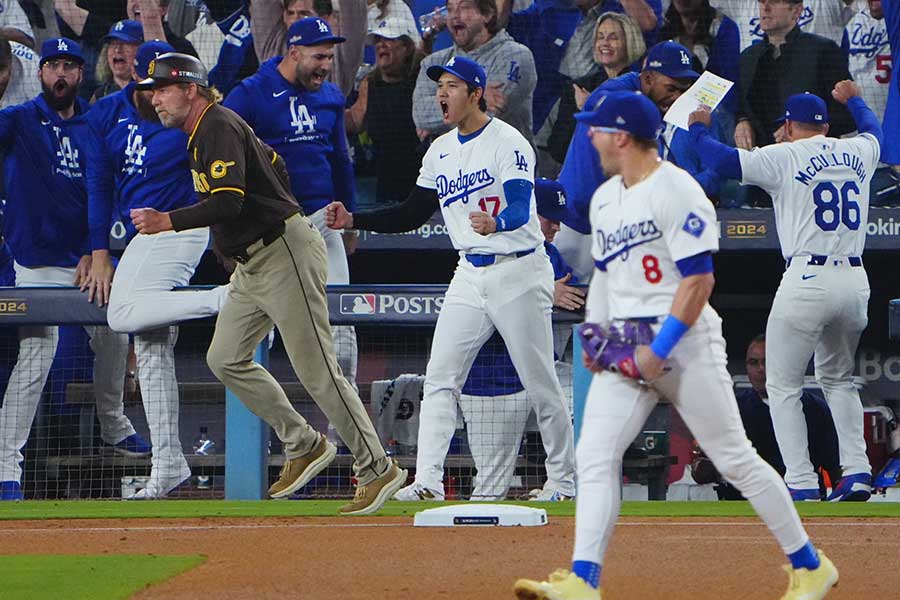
[{"xmin": 794, "ymin": 149, "xmax": 868, "ymax": 186}]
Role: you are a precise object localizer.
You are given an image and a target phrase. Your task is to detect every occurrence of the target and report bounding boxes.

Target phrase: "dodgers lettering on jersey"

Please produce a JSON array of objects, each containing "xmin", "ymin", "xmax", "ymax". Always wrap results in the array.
[
  {"xmin": 843, "ymin": 9, "xmax": 890, "ymax": 121},
  {"xmin": 589, "ymin": 162, "xmax": 718, "ymax": 320},
  {"xmin": 738, "ymin": 134, "xmax": 880, "ymax": 258},
  {"xmin": 416, "ymin": 118, "xmax": 543, "ymax": 255},
  {"xmin": 716, "ymin": 0, "xmax": 853, "ymax": 50}
]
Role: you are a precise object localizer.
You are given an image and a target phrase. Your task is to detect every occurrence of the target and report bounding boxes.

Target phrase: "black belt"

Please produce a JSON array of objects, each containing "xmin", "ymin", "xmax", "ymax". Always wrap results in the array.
[
  {"xmin": 232, "ymin": 221, "xmax": 287, "ymax": 264},
  {"xmin": 465, "ymin": 248, "xmax": 536, "ymax": 267},
  {"xmin": 786, "ymin": 255, "xmax": 862, "ymax": 268}
]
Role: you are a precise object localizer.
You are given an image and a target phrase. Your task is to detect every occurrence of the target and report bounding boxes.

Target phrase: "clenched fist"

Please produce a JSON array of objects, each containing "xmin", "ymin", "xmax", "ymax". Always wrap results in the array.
[
  {"xmin": 469, "ymin": 211, "xmax": 496, "ymax": 235},
  {"xmin": 131, "ymin": 208, "xmax": 172, "ymax": 235},
  {"xmin": 325, "ymin": 201, "xmax": 353, "ymax": 230},
  {"xmin": 832, "ymin": 80, "xmax": 860, "ymax": 105}
]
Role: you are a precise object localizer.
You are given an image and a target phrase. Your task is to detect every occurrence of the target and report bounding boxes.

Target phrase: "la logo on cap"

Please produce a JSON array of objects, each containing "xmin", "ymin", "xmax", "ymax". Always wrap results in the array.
[
  {"xmin": 447, "ymin": 57, "xmax": 456, "ymax": 67},
  {"xmin": 115, "ymin": 21, "xmax": 125, "ymax": 31},
  {"xmin": 317, "ymin": 19, "xmax": 328, "ymax": 32},
  {"xmin": 57, "ymin": 39, "xmax": 68, "ymax": 51}
]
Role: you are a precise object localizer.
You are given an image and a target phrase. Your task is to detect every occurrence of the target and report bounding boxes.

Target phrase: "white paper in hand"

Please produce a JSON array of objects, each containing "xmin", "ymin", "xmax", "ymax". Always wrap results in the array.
[{"xmin": 663, "ymin": 71, "xmax": 734, "ymax": 131}]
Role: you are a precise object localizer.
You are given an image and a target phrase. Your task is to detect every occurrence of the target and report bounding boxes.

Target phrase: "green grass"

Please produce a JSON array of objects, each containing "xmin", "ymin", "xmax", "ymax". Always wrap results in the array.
[
  {"xmin": 0, "ymin": 554, "xmax": 205, "ymax": 600},
  {"xmin": 1, "ymin": 499, "xmax": 899, "ymax": 521}
]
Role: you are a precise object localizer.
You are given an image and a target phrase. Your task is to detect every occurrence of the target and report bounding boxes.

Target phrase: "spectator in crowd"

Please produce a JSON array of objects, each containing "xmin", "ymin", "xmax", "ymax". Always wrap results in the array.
[
  {"xmin": 367, "ymin": 0, "xmax": 421, "ymax": 45},
  {"xmin": 459, "ymin": 178, "xmax": 583, "ymax": 502},
  {"xmin": 186, "ymin": 1, "xmax": 259, "ymax": 96},
  {"xmin": 843, "ymin": 0, "xmax": 900, "ymax": 206},
  {"xmin": 250, "ymin": 0, "xmax": 367, "ymax": 96},
  {"xmin": 736, "ymin": 0, "xmax": 853, "ymax": 152},
  {"xmin": 126, "ymin": 0, "xmax": 198, "ymax": 56},
  {"xmin": 0, "ymin": 38, "xmax": 151, "ymax": 502},
  {"xmin": 84, "ymin": 40, "xmax": 229, "ymax": 499},
  {"xmin": 346, "ymin": 17, "xmax": 424, "ymax": 204},
  {"xmin": 499, "ymin": 0, "xmax": 662, "ymax": 138},
  {"xmin": 708, "ymin": 335, "xmax": 841, "ymax": 500},
  {"xmin": 715, "ymin": 0, "xmax": 857, "ymax": 51},
  {"xmin": 0, "ymin": 0, "xmax": 36, "ymax": 48},
  {"xmin": 660, "ymin": 0, "xmax": 739, "ymax": 120},
  {"xmin": 0, "ymin": 36, "xmax": 40, "ymax": 109},
  {"xmin": 91, "ymin": 20, "xmax": 143, "ymax": 103},
  {"xmin": 225, "ymin": 17, "xmax": 361, "ymax": 390},
  {"xmin": 547, "ymin": 11, "xmax": 646, "ymax": 164},
  {"xmin": 413, "ymin": 0, "xmax": 537, "ymax": 142}
]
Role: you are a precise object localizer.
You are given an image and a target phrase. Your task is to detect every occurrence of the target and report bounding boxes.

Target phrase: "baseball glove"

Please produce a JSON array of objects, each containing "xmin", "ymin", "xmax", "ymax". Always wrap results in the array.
[{"xmin": 578, "ymin": 321, "xmax": 655, "ymax": 381}]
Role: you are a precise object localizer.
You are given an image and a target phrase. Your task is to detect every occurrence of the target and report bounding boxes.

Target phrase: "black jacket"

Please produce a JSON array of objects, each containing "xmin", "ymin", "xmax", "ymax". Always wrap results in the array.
[{"xmin": 738, "ymin": 27, "xmax": 853, "ymax": 147}]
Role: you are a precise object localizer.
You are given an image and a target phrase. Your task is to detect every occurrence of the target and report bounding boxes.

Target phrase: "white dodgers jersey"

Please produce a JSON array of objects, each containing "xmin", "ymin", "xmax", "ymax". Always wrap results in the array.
[
  {"xmin": 417, "ymin": 118, "xmax": 543, "ymax": 255},
  {"xmin": 589, "ymin": 162, "xmax": 719, "ymax": 319},
  {"xmin": 844, "ymin": 9, "xmax": 891, "ymax": 121},
  {"xmin": 738, "ymin": 133, "xmax": 881, "ymax": 258},
  {"xmin": 715, "ymin": 0, "xmax": 855, "ymax": 50}
]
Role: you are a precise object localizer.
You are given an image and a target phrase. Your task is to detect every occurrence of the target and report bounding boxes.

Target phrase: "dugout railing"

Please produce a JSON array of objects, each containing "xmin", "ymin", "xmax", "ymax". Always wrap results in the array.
[{"xmin": 0, "ymin": 284, "xmax": 679, "ymax": 501}]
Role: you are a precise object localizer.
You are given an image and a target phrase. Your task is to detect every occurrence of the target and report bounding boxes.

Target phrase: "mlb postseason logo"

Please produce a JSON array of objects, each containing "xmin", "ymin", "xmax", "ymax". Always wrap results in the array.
[{"xmin": 340, "ymin": 294, "xmax": 376, "ymax": 314}]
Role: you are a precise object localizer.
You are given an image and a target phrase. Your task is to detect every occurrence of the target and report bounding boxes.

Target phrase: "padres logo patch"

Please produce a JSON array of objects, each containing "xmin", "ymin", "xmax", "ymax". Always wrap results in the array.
[{"xmin": 210, "ymin": 160, "xmax": 235, "ymax": 179}]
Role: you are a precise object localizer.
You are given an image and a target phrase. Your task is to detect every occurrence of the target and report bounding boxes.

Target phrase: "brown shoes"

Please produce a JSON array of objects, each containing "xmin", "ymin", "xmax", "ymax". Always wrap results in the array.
[
  {"xmin": 268, "ymin": 433, "xmax": 337, "ymax": 499},
  {"xmin": 339, "ymin": 458, "xmax": 408, "ymax": 516}
]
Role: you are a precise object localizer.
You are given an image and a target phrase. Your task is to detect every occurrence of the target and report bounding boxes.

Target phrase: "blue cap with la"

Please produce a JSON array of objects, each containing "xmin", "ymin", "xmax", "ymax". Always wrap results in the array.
[
  {"xmin": 287, "ymin": 17, "xmax": 346, "ymax": 46},
  {"xmin": 644, "ymin": 41, "xmax": 699, "ymax": 80},
  {"xmin": 534, "ymin": 178, "xmax": 570, "ymax": 223},
  {"xmin": 135, "ymin": 40, "xmax": 175, "ymax": 79},
  {"xmin": 778, "ymin": 93, "xmax": 829, "ymax": 125},
  {"xmin": 103, "ymin": 20, "xmax": 144, "ymax": 45},
  {"xmin": 426, "ymin": 56, "xmax": 487, "ymax": 90},
  {"xmin": 40, "ymin": 37, "xmax": 84, "ymax": 67},
  {"xmin": 575, "ymin": 91, "xmax": 663, "ymax": 140}
]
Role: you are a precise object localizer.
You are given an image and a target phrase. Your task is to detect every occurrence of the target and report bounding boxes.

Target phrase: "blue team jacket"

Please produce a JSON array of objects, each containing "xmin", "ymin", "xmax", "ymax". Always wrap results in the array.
[
  {"xmin": 223, "ymin": 57, "xmax": 355, "ymax": 215},
  {"xmin": 85, "ymin": 82, "xmax": 196, "ymax": 249},
  {"xmin": 558, "ymin": 72, "xmax": 722, "ymax": 231},
  {"xmin": 0, "ymin": 95, "xmax": 94, "ymax": 268}
]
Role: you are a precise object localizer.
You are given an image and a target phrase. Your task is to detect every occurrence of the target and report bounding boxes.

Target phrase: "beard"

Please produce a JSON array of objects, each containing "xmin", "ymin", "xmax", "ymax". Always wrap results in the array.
[
  {"xmin": 134, "ymin": 91, "xmax": 161, "ymax": 124},
  {"xmin": 41, "ymin": 78, "xmax": 79, "ymax": 112},
  {"xmin": 297, "ymin": 65, "xmax": 329, "ymax": 91}
]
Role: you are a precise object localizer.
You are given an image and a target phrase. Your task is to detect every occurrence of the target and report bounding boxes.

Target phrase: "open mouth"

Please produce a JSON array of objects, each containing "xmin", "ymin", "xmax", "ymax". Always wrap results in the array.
[
  {"xmin": 53, "ymin": 80, "xmax": 68, "ymax": 94},
  {"xmin": 440, "ymin": 101, "xmax": 449, "ymax": 119},
  {"xmin": 451, "ymin": 23, "xmax": 466, "ymax": 35}
]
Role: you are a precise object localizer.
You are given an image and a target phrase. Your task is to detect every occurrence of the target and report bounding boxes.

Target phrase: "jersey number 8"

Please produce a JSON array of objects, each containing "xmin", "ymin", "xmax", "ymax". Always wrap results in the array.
[{"xmin": 813, "ymin": 180, "xmax": 860, "ymax": 232}]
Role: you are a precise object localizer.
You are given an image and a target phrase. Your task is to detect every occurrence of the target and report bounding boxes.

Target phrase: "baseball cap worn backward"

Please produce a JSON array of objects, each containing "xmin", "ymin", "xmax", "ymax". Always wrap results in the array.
[
  {"xmin": 426, "ymin": 56, "xmax": 487, "ymax": 90},
  {"xmin": 534, "ymin": 178, "xmax": 570, "ymax": 223},
  {"xmin": 135, "ymin": 52, "xmax": 209, "ymax": 90},
  {"xmin": 780, "ymin": 93, "xmax": 829, "ymax": 125},
  {"xmin": 366, "ymin": 16, "xmax": 419, "ymax": 45},
  {"xmin": 574, "ymin": 91, "xmax": 663, "ymax": 140},
  {"xmin": 40, "ymin": 37, "xmax": 84, "ymax": 67},
  {"xmin": 103, "ymin": 20, "xmax": 144, "ymax": 45},
  {"xmin": 134, "ymin": 40, "xmax": 176, "ymax": 80},
  {"xmin": 287, "ymin": 17, "xmax": 346, "ymax": 47},
  {"xmin": 644, "ymin": 41, "xmax": 700, "ymax": 80}
]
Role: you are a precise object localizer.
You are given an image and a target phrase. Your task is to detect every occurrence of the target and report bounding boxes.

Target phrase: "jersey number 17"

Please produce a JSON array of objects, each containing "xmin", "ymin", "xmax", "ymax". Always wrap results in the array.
[{"xmin": 813, "ymin": 180, "xmax": 861, "ymax": 231}]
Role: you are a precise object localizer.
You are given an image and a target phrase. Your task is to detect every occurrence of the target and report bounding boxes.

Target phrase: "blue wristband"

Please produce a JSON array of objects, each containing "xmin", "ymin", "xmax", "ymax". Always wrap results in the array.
[{"xmin": 649, "ymin": 315, "xmax": 690, "ymax": 360}]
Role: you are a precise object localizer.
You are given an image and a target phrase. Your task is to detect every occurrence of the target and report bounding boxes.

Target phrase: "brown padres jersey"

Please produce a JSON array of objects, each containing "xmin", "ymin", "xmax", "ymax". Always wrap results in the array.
[{"xmin": 170, "ymin": 103, "xmax": 300, "ymax": 258}]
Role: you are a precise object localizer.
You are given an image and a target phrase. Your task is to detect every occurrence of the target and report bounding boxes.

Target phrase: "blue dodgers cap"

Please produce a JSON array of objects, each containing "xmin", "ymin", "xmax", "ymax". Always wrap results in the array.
[
  {"xmin": 40, "ymin": 37, "xmax": 84, "ymax": 67},
  {"xmin": 426, "ymin": 56, "xmax": 487, "ymax": 90},
  {"xmin": 135, "ymin": 40, "xmax": 175, "ymax": 79},
  {"xmin": 778, "ymin": 93, "xmax": 829, "ymax": 125},
  {"xmin": 103, "ymin": 20, "xmax": 144, "ymax": 45},
  {"xmin": 644, "ymin": 41, "xmax": 699, "ymax": 80},
  {"xmin": 534, "ymin": 178, "xmax": 570, "ymax": 222},
  {"xmin": 287, "ymin": 17, "xmax": 346, "ymax": 46},
  {"xmin": 575, "ymin": 91, "xmax": 663, "ymax": 140}
]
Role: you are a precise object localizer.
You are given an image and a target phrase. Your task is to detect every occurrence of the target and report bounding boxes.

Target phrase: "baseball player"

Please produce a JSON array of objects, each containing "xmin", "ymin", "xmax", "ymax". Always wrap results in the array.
[
  {"xmin": 223, "ymin": 17, "xmax": 359, "ymax": 389},
  {"xmin": 131, "ymin": 52, "xmax": 406, "ymax": 515},
  {"xmin": 326, "ymin": 56, "xmax": 576, "ymax": 502},
  {"xmin": 689, "ymin": 83, "xmax": 882, "ymax": 502},
  {"xmin": 83, "ymin": 40, "xmax": 229, "ymax": 499},
  {"xmin": 0, "ymin": 38, "xmax": 150, "ymax": 501},
  {"xmin": 514, "ymin": 90, "xmax": 838, "ymax": 600}
]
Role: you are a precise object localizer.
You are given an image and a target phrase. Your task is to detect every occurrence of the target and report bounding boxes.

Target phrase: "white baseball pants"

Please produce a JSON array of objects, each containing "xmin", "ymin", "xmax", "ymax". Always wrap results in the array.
[
  {"xmin": 308, "ymin": 207, "xmax": 358, "ymax": 388},
  {"xmin": 766, "ymin": 258, "xmax": 871, "ymax": 489},
  {"xmin": 107, "ymin": 229, "xmax": 216, "ymax": 487},
  {"xmin": 0, "ymin": 264, "xmax": 133, "ymax": 482},
  {"xmin": 414, "ymin": 250, "xmax": 576, "ymax": 496},
  {"xmin": 573, "ymin": 307, "xmax": 810, "ymax": 565}
]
